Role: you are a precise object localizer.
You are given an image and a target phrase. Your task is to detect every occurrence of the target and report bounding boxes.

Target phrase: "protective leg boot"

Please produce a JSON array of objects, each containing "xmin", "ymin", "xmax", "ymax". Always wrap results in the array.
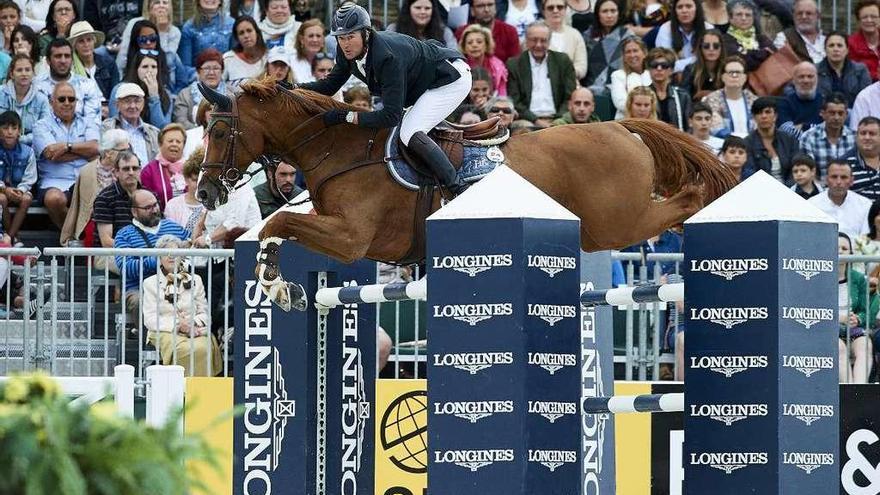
[{"xmin": 407, "ymin": 131, "xmax": 468, "ymax": 195}]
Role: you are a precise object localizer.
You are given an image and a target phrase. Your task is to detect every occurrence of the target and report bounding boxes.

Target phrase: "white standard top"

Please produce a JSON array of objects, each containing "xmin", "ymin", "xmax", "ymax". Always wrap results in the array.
[
  {"xmin": 687, "ymin": 170, "xmax": 836, "ymax": 224},
  {"xmin": 428, "ymin": 165, "xmax": 579, "ymax": 221},
  {"xmin": 808, "ymin": 189, "xmax": 872, "ymax": 237}
]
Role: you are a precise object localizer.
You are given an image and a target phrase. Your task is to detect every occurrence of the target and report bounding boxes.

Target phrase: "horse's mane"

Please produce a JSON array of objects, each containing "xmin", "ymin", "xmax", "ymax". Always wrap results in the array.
[{"xmin": 240, "ymin": 75, "xmax": 358, "ymax": 115}]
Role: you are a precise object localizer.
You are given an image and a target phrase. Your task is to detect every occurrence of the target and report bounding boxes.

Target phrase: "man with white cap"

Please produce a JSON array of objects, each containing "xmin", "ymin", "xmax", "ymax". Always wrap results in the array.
[
  {"xmin": 101, "ymin": 82, "xmax": 159, "ymax": 166},
  {"xmin": 68, "ymin": 20, "xmax": 118, "ymax": 101}
]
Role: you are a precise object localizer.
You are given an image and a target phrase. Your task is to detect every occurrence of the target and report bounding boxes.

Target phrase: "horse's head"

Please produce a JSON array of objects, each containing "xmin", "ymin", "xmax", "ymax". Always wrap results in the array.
[{"xmin": 196, "ymin": 82, "xmax": 264, "ymax": 210}]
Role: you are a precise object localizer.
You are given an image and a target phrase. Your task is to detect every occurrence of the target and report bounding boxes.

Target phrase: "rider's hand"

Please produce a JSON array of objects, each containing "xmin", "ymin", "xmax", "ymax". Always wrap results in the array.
[{"xmin": 322, "ymin": 109, "xmax": 348, "ymax": 127}]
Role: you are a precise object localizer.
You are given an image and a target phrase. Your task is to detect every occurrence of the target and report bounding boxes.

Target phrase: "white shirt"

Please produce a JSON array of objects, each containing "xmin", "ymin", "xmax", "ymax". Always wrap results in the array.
[
  {"xmin": 528, "ymin": 53, "xmax": 556, "ymax": 117},
  {"xmin": 726, "ymin": 95, "xmax": 749, "ymax": 137},
  {"xmin": 808, "ymin": 190, "xmax": 872, "ymax": 238},
  {"xmin": 222, "ymin": 51, "xmax": 267, "ymax": 85},
  {"xmin": 773, "ymin": 30, "xmax": 826, "ymax": 64},
  {"xmin": 505, "ymin": 1, "xmax": 540, "ymax": 39},
  {"xmin": 204, "ymin": 182, "xmax": 262, "ymax": 238},
  {"xmin": 699, "ymin": 135, "xmax": 724, "ymax": 154},
  {"xmin": 290, "ymin": 51, "xmax": 316, "ymax": 84},
  {"xmin": 850, "ymin": 82, "xmax": 880, "ymax": 132}
]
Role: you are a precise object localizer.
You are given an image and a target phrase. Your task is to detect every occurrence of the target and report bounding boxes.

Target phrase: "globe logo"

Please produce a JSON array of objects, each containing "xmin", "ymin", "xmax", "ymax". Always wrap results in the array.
[{"xmin": 380, "ymin": 390, "xmax": 428, "ymax": 474}]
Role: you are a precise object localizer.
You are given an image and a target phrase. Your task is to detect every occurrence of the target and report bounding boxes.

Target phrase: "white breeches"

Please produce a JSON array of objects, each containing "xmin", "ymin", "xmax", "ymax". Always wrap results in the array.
[{"xmin": 399, "ymin": 58, "xmax": 472, "ymax": 145}]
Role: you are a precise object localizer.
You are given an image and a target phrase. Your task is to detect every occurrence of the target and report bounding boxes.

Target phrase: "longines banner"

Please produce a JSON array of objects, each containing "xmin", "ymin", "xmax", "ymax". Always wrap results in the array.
[{"xmin": 233, "ymin": 240, "xmax": 376, "ymax": 495}]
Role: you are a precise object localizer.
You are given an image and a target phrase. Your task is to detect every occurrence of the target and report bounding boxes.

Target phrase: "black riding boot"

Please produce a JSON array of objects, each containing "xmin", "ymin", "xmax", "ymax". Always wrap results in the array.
[{"xmin": 408, "ymin": 131, "xmax": 468, "ymax": 195}]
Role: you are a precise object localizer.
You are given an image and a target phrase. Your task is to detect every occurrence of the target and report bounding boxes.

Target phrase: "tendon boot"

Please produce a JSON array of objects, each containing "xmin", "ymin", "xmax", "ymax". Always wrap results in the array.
[{"xmin": 407, "ymin": 131, "xmax": 468, "ymax": 195}]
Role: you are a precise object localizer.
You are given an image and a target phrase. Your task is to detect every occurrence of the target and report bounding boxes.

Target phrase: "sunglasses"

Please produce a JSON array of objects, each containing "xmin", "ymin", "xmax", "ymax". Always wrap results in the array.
[
  {"xmin": 545, "ymin": 4, "xmax": 565, "ymax": 10},
  {"xmin": 489, "ymin": 107, "xmax": 513, "ymax": 114},
  {"xmin": 649, "ymin": 61, "xmax": 671, "ymax": 70},
  {"xmin": 139, "ymin": 48, "xmax": 160, "ymax": 56},
  {"xmin": 137, "ymin": 34, "xmax": 159, "ymax": 45},
  {"xmin": 702, "ymin": 42, "xmax": 721, "ymax": 49},
  {"xmin": 55, "ymin": 96, "xmax": 76, "ymax": 103}
]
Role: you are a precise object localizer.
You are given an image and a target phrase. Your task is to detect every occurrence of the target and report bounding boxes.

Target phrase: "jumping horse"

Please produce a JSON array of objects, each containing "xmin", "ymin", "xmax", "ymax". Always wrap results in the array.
[{"xmin": 196, "ymin": 77, "xmax": 738, "ymax": 311}]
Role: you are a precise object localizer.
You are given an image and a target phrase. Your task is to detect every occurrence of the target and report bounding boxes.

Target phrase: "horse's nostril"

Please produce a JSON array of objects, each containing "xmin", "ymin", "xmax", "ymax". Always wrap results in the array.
[{"xmin": 197, "ymin": 189, "xmax": 208, "ymax": 201}]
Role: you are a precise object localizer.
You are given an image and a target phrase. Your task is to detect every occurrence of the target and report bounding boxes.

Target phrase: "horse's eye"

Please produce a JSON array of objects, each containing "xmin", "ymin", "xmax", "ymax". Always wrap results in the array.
[{"xmin": 213, "ymin": 128, "xmax": 227, "ymax": 140}]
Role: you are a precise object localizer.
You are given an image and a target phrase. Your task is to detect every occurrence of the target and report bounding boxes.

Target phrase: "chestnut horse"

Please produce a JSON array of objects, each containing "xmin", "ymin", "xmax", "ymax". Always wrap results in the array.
[{"xmin": 196, "ymin": 78, "xmax": 737, "ymax": 311}]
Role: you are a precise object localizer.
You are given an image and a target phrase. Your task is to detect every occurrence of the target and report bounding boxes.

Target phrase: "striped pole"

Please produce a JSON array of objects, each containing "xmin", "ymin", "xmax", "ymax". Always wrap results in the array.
[
  {"xmin": 582, "ymin": 393, "xmax": 684, "ymax": 414},
  {"xmin": 580, "ymin": 282, "xmax": 684, "ymax": 307},
  {"xmin": 314, "ymin": 277, "xmax": 427, "ymax": 309}
]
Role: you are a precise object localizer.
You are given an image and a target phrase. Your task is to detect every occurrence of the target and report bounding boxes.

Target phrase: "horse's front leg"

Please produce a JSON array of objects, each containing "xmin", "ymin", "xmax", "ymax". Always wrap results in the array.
[{"xmin": 256, "ymin": 211, "xmax": 373, "ymax": 311}]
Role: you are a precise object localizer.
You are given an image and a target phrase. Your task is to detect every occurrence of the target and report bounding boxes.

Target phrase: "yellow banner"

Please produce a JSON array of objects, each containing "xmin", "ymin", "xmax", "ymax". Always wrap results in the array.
[
  {"xmin": 374, "ymin": 379, "xmax": 428, "ymax": 495},
  {"xmin": 185, "ymin": 377, "xmax": 234, "ymax": 495}
]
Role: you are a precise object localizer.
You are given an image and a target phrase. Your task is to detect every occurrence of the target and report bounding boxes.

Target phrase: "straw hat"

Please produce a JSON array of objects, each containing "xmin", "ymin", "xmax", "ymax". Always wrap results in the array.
[{"xmin": 67, "ymin": 21, "xmax": 105, "ymax": 47}]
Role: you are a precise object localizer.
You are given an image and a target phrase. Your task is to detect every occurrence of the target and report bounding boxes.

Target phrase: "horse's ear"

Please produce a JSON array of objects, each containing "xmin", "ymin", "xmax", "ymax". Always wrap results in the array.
[{"xmin": 198, "ymin": 82, "xmax": 232, "ymax": 112}]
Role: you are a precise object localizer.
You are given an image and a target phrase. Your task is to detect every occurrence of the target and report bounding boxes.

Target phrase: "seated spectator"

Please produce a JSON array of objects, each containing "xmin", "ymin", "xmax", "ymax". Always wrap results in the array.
[
  {"xmin": 33, "ymin": 81, "xmax": 99, "ymax": 228},
  {"xmin": 18, "ymin": 0, "xmax": 48, "ymax": 33},
  {"xmin": 60, "ymin": 128, "xmax": 130, "ymax": 247},
  {"xmin": 102, "ymin": 82, "xmax": 160, "ymax": 167},
  {"xmin": 552, "ymin": 87, "xmax": 599, "ymax": 125},
  {"xmin": 809, "ymin": 159, "xmax": 872, "ymax": 238},
  {"xmin": 455, "ymin": 0, "xmax": 520, "ymax": 62},
  {"xmin": 745, "ymin": 96, "xmax": 799, "ymax": 183},
  {"xmin": 655, "ymin": 0, "xmax": 711, "ymax": 73},
  {"xmin": 819, "ymin": 32, "xmax": 871, "ymax": 108},
  {"xmin": 258, "ymin": 0, "xmax": 300, "ymax": 51},
  {"xmin": 799, "ymin": 92, "xmax": 853, "ymax": 178},
  {"xmin": 506, "ymin": 21, "xmax": 575, "ymax": 127},
  {"xmin": 231, "ymin": 0, "xmax": 262, "ymax": 24},
  {"xmin": 263, "ymin": 45, "xmax": 295, "ymax": 86},
  {"xmin": 720, "ymin": 134, "xmax": 753, "ymax": 181},
  {"xmin": 114, "ymin": 189, "xmax": 190, "ymax": 316},
  {"xmin": 10, "ymin": 24, "xmax": 45, "ymax": 76},
  {"xmin": 702, "ymin": 55, "xmax": 757, "ymax": 137},
  {"xmin": 468, "ymin": 66, "xmax": 494, "ymax": 107},
  {"xmin": 648, "ymin": 48, "xmax": 691, "ymax": 131},
  {"xmin": 254, "ymin": 159, "xmax": 303, "ymax": 218},
  {"xmin": 37, "ymin": 0, "xmax": 76, "ymax": 55},
  {"xmin": 68, "ymin": 21, "xmax": 116, "ymax": 101},
  {"xmin": 164, "ymin": 151, "xmax": 205, "ymax": 232},
  {"xmin": 773, "ymin": 0, "xmax": 825, "ymax": 64},
  {"xmin": 178, "ymin": 0, "xmax": 235, "ymax": 68},
  {"xmin": 722, "ymin": 0, "xmax": 775, "ymax": 71},
  {"xmin": 849, "ymin": 116, "xmax": 880, "ymax": 201},
  {"xmin": 311, "ymin": 51, "xmax": 334, "ymax": 82},
  {"xmin": 119, "ymin": 19, "xmax": 192, "ymax": 94},
  {"xmin": 223, "ymin": 15, "xmax": 268, "ymax": 86},
  {"xmin": 458, "ymin": 107, "xmax": 482, "ymax": 124},
  {"xmin": 387, "ymin": 0, "xmax": 457, "ymax": 50},
  {"xmin": 851, "ymin": 80, "xmax": 880, "ymax": 132},
  {"xmin": 93, "ymin": 150, "xmax": 142, "ymax": 275},
  {"xmin": 837, "ymin": 232, "xmax": 877, "ymax": 383},
  {"xmin": 610, "ymin": 36, "xmax": 651, "ymax": 118},
  {"xmin": 778, "ymin": 61, "xmax": 823, "ymax": 138},
  {"xmin": 679, "ymin": 30, "xmax": 726, "ymax": 101},
  {"xmin": 0, "ymin": 54, "xmax": 50, "ymax": 146},
  {"xmin": 174, "ymin": 48, "xmax": 225, "ymax": 130},
  {"xmin": 621, "ymin": 229, "xmax": 683, "ymax": 279},
  {"xmin": 848, "ymin": 0, "xmax": 880, "ymax": 81},
  {"xmin": 116, "ymin": 0, "xmax": 182, "ymax": 74},
  {"xmin": 581, "ymin": 0, "xmax": 633, "ymax": 92},
  {"xmin": 112, "ymin": 52, "xmax": 174, "ymax": 129},
  {"xmin": 789, "ymin": 153, "xmax": 823, "ymax": 199},
  {"xmin": 625, "ymin": 85, "xmax": 658, "ymax": 118},
  {"xmin": 461, "ymin": 24, "xmax": 508, "ymax": 96},
  {"xmin": 703, "ymin": 0, "xmax": 728, "ymax": 29},
  {"xmin": 689, "ymin": 102, "xmax": 724, "ymax": 152},
  {"xmin": 81, "ymin": 0, "xmax": 140, "ymax": 57},
  {"xmin": 0, "ymin": 1, "xmax": 21, "ymax": 53},
  {"xmin": 541, "ymin": 0, "xmax": 588, "ymax": 80},
  {"xmin": 485, "ymin": 95, "xmax": 518, "ymax": 130},
  {"xmin": 142, "ymin": 235, "xmax": 222, "ymax": 377},
  {"xmin": 625, "ymin": 0, "xmax": 670, "ymax": 39},
  {"xmin": 141, "ymin": 123, "xmax": 187, "ymax": 212},
  {"xmin": 0, "ymin": 111, "xmax": 34, "ymax": 243},
  {"xmin": 289, "ymin": 19, "xmax": 325, "ymax": 83},
  {"xmin": 343, "ymin": 85, "xmax": 372, "ymax": 111},
  {"xmin": 855, "ymin": 201, "xmax": 880, "ymax": 269},
  {"xmin": 33, "ymin": 37, "xmax": 102, "ymax": 125}
]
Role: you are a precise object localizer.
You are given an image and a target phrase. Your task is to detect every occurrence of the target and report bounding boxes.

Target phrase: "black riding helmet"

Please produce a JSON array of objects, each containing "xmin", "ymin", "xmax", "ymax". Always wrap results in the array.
[{"xmin": 330, "ymin": 2, "xmax": 371, "ymax": 36}]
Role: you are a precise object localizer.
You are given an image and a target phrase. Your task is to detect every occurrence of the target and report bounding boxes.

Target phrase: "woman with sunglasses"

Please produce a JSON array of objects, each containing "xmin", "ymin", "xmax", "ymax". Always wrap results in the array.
[
  {"xmin": 610, "ymin": 36, "xmax": 651, "ymax": 118},
  {"xmin": 122, "ymin": 20, "xmax": 194, "ymax": 94},
  {"xmin": 223, "ymin": 16, "xmax": 268, "ymax": 85},
  {"xmin": 680, "ymin": 29, "xmax": 726, "ymax": 100},
  {"xmin": 655, "ymin": 0, "xmax": 712, "ymax": 73},
  {"xmin": 37, "ymin": 0, "xmax": 75, "ymax": 55},
  {"xmin": 721, "ymin": 0, "xmax": 773, "ymax": 71},
  {"xmin": 111, "ymin": 51, "xmax": 174, "ymax": 129},
  {"xmin": 582, "ymin": 0, "xmax": 633, "ymax": 91},
  {"xmin": 542, "ymin": 0, "xmax": 588, "ymax": 80},
  {"xmin": 290, "ymin": 19, "xmax": 326, "ymax": 84},
  {"xmin": 647, "ymin": 47, "xmax": 691, "ymax": 131},
  {"xmin": 117, "ymin": 0, "xmax": 181, "ymax": 77}
]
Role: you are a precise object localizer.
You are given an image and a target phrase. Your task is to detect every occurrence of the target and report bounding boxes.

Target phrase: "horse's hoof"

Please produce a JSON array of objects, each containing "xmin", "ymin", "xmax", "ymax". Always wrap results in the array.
[{"xmin": 288, "ymin": 282, "xmax": 307, "ymax": 312}]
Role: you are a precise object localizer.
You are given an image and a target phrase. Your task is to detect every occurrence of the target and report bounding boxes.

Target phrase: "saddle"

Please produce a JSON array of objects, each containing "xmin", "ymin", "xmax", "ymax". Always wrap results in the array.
[{"xmin": 399, "ymin": 116, "xmax": 507, "ymax": 175}]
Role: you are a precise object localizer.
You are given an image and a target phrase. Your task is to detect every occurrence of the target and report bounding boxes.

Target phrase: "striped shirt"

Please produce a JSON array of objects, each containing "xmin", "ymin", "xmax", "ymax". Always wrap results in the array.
[
  {"xmin": 114, "ymin": 219, "xmax": 190, "ymax": 291},
  {"xmin": 847, "ymin": 149, "xmax": 880, "ymax": 201},
  {"xmin": 799, "ymin": 123, "xmax": 855, "ymax": 179},
  {"xmin": 93, "ymin": 182, "xmax": 139, "ymax": 237}
]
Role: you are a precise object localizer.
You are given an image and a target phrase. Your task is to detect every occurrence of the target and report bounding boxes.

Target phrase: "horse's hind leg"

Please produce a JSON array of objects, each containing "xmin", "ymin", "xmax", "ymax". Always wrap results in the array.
[{"xmin": 623, "ymin": 185, "xmax": 703, "ymax": 242}]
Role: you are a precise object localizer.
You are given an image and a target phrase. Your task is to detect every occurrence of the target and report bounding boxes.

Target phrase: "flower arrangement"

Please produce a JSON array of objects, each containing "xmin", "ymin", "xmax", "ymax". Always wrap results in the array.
[{"xmin": 0, "ymin": 372, "xmax": 219, "ymax": 495}]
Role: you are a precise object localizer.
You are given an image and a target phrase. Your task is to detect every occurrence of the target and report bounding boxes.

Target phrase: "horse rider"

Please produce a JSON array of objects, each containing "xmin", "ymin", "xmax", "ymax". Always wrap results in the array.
[{"xmin": 299, "ymin": 2, "xmax": 471, "ymax": 195}]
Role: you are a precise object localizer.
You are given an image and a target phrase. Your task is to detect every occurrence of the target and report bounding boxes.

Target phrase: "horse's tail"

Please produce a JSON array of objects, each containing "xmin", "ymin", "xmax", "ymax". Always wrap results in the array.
[{"xmin": 616, "ymin": 118, "xmax": 738, "ymax": 206}]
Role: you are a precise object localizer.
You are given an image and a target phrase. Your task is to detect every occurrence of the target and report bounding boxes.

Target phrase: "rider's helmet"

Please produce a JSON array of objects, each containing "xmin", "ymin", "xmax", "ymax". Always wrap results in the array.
[{"xmin": 330, "ymin": 2, "xmax": 371, "ymax": 36}]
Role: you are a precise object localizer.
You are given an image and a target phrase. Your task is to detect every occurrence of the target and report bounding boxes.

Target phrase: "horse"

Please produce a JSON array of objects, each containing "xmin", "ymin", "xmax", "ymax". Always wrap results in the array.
[{"xmin": 196, "ymin": 77, "xmax": 738, "ymax": 311}]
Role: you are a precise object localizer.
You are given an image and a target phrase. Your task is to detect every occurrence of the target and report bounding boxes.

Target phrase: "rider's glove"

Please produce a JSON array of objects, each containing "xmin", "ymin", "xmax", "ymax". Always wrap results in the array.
[{"xmin": 322, "ymin": 109, "xmax": 347, "ymax": 127}]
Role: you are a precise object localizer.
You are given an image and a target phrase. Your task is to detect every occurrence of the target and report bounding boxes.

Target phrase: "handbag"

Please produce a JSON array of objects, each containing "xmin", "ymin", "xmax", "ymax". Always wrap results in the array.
[{"xmin": 747, "ymin": 44, "xmax": 800, "ymax": 96}]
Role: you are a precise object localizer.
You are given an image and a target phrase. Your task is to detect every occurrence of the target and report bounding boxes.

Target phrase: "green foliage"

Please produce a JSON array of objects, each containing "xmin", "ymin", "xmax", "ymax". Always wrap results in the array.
[{"xmin": 0, "ymin": 372, "xmax": 220, "ymax": 495}]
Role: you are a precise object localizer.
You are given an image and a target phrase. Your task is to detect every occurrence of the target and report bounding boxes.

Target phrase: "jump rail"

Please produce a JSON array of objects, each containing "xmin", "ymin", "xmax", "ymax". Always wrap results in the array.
[
  {"xmin": 580, "ymin": 282, "xmax": 684, "ymax": 307},
  {"xmin": 582, "ymin": 393, "xmax": 684, "ymax": 414},
  {"xmin": 314, "ymin": 277, "xmax": 427, "ymax": 309}
]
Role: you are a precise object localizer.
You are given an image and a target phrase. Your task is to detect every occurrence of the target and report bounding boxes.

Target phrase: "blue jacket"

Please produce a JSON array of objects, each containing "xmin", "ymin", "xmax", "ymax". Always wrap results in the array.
[
  {"xmin": 93, "ymin": 51, "xmax": 120, "ymax": 101},
  {"xmin": 178, "ymin": 13, "xmax": 235, "ymax": 68},
  {"xmin": 620, "ymin": 230, "xmax": 683, "ymax": 280},
  {"xmin": 0, "ymin": 142, "xmax": 36, "ymax": 191}
]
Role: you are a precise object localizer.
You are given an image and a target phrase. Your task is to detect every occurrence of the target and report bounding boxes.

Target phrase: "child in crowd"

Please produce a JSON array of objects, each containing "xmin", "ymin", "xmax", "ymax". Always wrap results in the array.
[
  {"xmin": 343, "ymin": 85, "xmax": 372, "ymax": 111},
  {"xmin": 719, "ymin": 135, "xmax": 751, "ymax": 182},
  {"xmin": 0, "ymin": 111, "xmax": 35, "ymax": 245},
  {"xmin": 688, "ymin": 103, "xmax": 723, "ymax": 154},
  {"xmin": 789, "ymin": 153, "xmax": 823, "ymax": 200}
]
